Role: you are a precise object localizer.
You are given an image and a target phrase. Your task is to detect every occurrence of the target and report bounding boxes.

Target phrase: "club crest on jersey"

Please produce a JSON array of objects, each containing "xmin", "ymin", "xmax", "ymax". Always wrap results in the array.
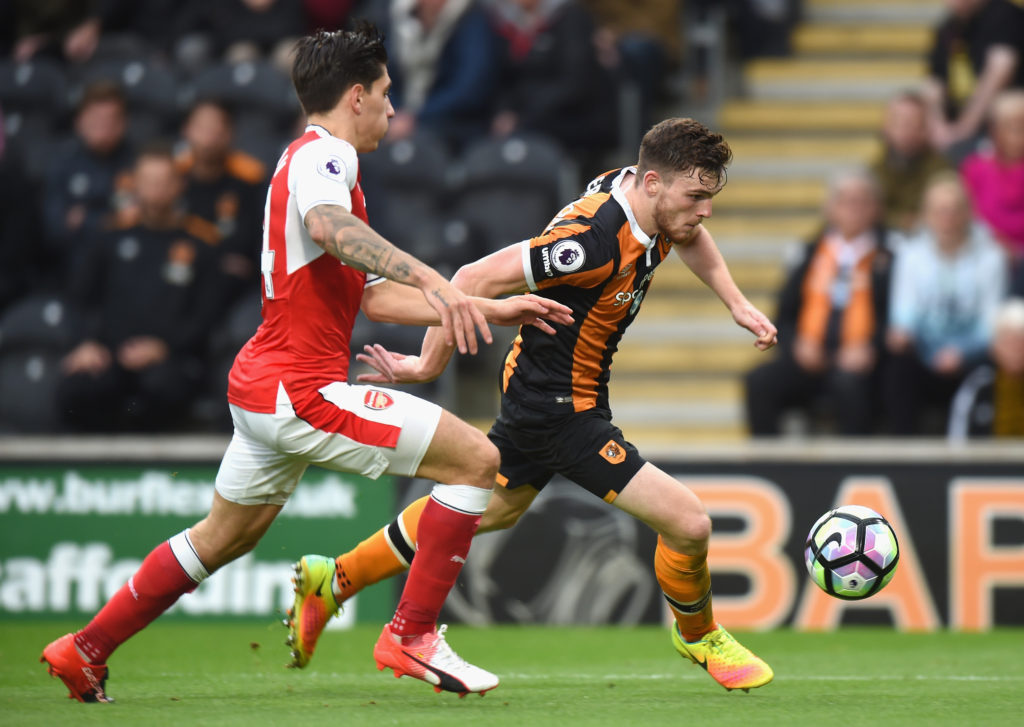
[
  {"xmin": 318, "ymin": 155, "xmax": 346, "ymax": 181},
  {"xmin": 550, "ymin": 240, "xmax": 586, "ymax": 273},
  {"xmin": 599, "ymin": 440, "xmax": 626, "ymax": 465},
  {"xmin": 363, "ymin": 389, "xmax": 395, "ymax": 410}
]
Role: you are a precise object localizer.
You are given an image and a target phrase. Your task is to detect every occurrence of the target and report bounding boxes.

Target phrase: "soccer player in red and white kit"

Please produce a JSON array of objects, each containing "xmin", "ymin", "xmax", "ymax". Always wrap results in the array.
[{"xmin": 40, "ymin": 23, "xmax": 573, "ymax": 702}]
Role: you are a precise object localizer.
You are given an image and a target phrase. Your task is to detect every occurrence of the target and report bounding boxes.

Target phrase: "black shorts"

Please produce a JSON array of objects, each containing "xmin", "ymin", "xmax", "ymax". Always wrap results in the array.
[{"xmin": 486, "ymin": 404, "xmax": 647, "ymax": 502}]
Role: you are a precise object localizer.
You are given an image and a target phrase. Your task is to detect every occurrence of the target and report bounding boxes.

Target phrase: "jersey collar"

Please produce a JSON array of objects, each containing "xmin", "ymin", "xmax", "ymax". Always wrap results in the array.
[
  {"xmin": 610, "ymin": 167, "xmax": 657, "ymax": 250},
  {"xmin": 306, "ymin": 124, "xmax": 332, "ymax": 138}
]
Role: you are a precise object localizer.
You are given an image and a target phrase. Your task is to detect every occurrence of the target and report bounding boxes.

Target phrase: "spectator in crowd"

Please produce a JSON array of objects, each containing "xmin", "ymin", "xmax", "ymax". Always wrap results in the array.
[
  {"xmin": 186, "ymin": 0, "xmax": 306, "ymax": 71},
  {"xmin": 41, "ymin": 80, "xmax": 134, "ymax": 287},
  {"xmin": 585, "ymin": 0, "xmax": 683, "ymax": 135},
  {"xmin": 948, "ymin": 297, "xmax": 1024, "ymax": 438},
  {"xmin": 727, "ymin": 0, "xmax": 800, "ymax": 60},
  {"xmin": 924, "ymin": 0, "xmax": 1024, "ymax": 159},
  {"xmin": 3, "ymin": 0, "xmax": 102, "ymax": 64},
  {"xmin": 302, "ymin": 0, "xmax": 356, "ymax": 31},
  {"xmin": 745, "ymin": 170, "xmax": 894, "ymax": 436},
  {"xmin": 883, "ymin": 172, "xmax": 1009, "ymax": 434},
  {"xmin": 57, "ymin": 144, "xmax": 223, "ymax": 432},
  {"xmin": 176, "ymin": 99, "xmax": 268, "ymax": 303},
  {"xmin": 961, "ymin": 89, "xmax": 1024, "ymax": 260},
  {"xmin": 489, "ymin": 0, "xmax": 618, "ymax": 165},
  {"xmin": 870, "ymin": 90, "xmax": 951, "ymax": 233},
  {"xmin": 361, "ymin": 0, "xmax": 502, "ymax": 148}
]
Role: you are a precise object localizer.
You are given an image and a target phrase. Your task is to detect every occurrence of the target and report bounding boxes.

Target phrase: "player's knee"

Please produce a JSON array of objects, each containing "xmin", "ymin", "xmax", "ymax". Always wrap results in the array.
[
  {"xmin": 662, "ymin": 509, "xmax": 712, "ymax": 551},
  {"xmin": 461, "ymin": 432, "xmax": 499, "ymax": 488}
]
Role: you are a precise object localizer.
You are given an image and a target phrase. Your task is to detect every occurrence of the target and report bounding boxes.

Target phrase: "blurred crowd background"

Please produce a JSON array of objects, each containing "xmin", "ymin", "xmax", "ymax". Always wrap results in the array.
[{"xmin": 0, "ymin": 0, "xmax": 1022, "ymax": 442}]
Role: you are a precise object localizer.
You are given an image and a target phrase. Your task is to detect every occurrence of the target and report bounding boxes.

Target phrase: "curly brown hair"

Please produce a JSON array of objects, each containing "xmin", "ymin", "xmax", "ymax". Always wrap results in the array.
[{"xmin": 636, "ymin": 118, "xmax": 732, "ymax": 188}]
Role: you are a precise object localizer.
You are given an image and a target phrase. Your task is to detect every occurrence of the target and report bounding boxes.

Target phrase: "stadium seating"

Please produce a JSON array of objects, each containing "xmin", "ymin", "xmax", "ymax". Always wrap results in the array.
[
  {"xmin": 0, "ymin": 293, "xmax": 78, "ymax": 433},
  {"xmin": 0, "ymin": 58, "xmax": 68, "ymax": 116},
  {"xmin": 450, "ymin": 134, "xmax": 565, "ymax": 252},
  {"xmin": 359, "ymin": 131, "xmax": 453, "ymax": 248},
  {"xmin": 74, "ymin": 58, "xmax": 181, "ymax": 118},
  {"xmin": 0, "ymin": 293, "xmax": 80, "ymax": 352},
  {"xmin": 0, "ymin": 349, "xmax": 63, "ymax": 433},
  {"xmin": 188, "ymin": 60, "xmax": 299, "ymax": 126}
]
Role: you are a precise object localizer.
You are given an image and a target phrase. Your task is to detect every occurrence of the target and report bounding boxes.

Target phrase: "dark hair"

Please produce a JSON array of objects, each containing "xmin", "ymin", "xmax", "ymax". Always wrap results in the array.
[
  {"xmin": 290, "ymin": 22, "xmax": 388, "ymax": 115},
  {"xmin": 636, "ymin": 118, "xmax": 732, "ymax": 188},
  {"xmin": 76, "ymin": 80, "xmax": 126, "ymax": 116},
  {"xmin": 186, "ymin": 98, "xmax": 235, "ymax": 127},
  {"xmin": 134, "ymin": 139, "xmax": 177, "ymax": 168}
]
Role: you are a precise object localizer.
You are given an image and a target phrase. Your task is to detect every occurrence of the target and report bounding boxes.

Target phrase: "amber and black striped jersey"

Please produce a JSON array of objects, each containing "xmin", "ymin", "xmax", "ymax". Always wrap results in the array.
[{"xmin": 502, "ymin": 167, "xmax": 675, "ymax": 415}]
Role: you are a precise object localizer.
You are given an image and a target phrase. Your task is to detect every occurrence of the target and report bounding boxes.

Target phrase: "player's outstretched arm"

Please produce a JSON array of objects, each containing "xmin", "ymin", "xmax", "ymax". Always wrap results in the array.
[
  {"xmin": 357, "ymin": 243, "xmax": 562, "ymax": 384},
  {"xmin": 674, "ymin": 225, "xmax": 778, "ymax": 351},
  {"xmin": 304, "ymin": 203, "xmax": 490, "ymax": 354},
  {"xmin": 357, "ymin": 293, "xmax": 574, "ymax": 384}
]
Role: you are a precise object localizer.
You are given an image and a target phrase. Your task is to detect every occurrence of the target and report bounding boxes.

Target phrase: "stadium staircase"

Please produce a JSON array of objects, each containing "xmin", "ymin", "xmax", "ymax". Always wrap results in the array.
[{"xmin": 611, "ymin": 0, "xmax": 944, "ymax": 444}]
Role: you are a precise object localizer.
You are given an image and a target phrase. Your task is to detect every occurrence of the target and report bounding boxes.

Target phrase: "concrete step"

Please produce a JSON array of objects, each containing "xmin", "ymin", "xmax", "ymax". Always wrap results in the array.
[
  {"xmin": 792, "ymin": 23, "xmax": 932, "ymax": 56},
  {"xmin": 613, "ymin": 340, "xmax": 766, "ymax": 375},
  {"xmin": 806, "ymin": 0, "xmax": 944, "ymax": 25},
  {"xmin": 713, "ymin": 178, "xmax": 825, "ymax": 213},
  {"xmin": 609, "ymin": 375, "xmax": 741, "ymax": 403},
  {"xmin": 616, "ymin": 421, "xmax": 747, "ymax": 444},
  {"xmin": 653, "ymin": 257, "xmax": 785, "ymax": 293},
  {"xmin": 628, "ymin": 293, "xmax": 778, "ymax": 343},
  {"xmin": 703, "ymin": 214, "xmax": 821, "ymax": 240},
  {"xmin": 637, "ymin": 294, "xmax": 776, "ymax": 320},
  {"xmin": 745, "ymin": 58, "xmax": 926, "ymax": 100},
  {"xmin": 719, "ymin": 100, "xmax": 885, "ymax": 133},
  {"xmin": 727, "ymin": 135, "xmax": 881, "ymax": 179}
]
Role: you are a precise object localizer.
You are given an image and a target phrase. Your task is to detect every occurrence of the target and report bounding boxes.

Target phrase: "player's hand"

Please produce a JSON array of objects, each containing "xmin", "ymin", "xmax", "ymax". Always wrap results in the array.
[
  {"xmin": 731, "ymin": 300, "xmax": 777, "ymax": 351},
  {"xmin": 355, "ymin": 344, "xmax": 436, "ymax": 384},
  {"xmin": 836, "ymin": 342, "xmax": 875, "ymax": 374},
  {"xmin": 794, "ymin": 335, "xmax": 827, "ymax": 373},
  {"xmin": 423, "ymin": 277, "xmax": 491, "ymax": 356},
  {"xmin": 485, "ymin": 294, "xmax": 574, "ymax": 334},
  {"xmin": 62, "ymin": 340, "xmax": 111, "ymax": 375},
  {"xmin": 117, "ymin": 336, "xmax": 170, "ymax": 371}
]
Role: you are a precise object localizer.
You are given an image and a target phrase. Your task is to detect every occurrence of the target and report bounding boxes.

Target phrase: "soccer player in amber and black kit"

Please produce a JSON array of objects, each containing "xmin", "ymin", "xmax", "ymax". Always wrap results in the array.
[
  {"xmin": 295, "ymin": 118, "xmax": 780, "ymax": 692},
  {"xmin": 40, "ymin": 23, "xmax": 573, "ymax": 702}
]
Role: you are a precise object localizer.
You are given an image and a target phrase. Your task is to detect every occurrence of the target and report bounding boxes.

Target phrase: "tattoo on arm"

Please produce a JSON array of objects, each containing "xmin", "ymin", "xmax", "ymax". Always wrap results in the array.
[{"xmin": 305, "ymin": 204, "xmax": 419, "ymax": 283}]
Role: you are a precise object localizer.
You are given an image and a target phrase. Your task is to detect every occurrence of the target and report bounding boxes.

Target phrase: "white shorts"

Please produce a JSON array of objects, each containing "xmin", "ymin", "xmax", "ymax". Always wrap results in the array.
[{"xmin": 215, "ymin": 382, "xmax": 442, "ymax": 506}]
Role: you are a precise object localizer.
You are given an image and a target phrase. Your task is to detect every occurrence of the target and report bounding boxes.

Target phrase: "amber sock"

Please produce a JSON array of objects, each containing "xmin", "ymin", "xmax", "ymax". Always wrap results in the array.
[
  {"xmin": 654, "ymin": 535, "xmax": 715, "ymax": 642},
  {"xmin": 333, "ymin": 496, "xmax": 429, "ymax": 602}
]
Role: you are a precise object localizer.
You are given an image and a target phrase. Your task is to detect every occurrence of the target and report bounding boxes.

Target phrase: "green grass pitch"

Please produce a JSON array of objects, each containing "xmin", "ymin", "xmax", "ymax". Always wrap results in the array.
[{"xmin": 2, "ymin": 622, "xmax": 1023, "ymax": 726}]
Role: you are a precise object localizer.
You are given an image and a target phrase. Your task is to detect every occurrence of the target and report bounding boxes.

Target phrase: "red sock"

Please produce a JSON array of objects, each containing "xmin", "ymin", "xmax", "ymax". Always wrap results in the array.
[
  {"xmin": 390, "ymin": 490, "xmax": 484, "ymax": 638},
  {"xmin": 74, "ymin": 538, "xmax": 202, "ymax": 663}
]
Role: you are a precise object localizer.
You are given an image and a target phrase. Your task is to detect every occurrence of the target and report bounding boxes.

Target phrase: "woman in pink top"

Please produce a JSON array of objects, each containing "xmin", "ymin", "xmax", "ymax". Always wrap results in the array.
[{"xmin": 961, "ymin": 90, "xmax": 1024, "ymax": 258}]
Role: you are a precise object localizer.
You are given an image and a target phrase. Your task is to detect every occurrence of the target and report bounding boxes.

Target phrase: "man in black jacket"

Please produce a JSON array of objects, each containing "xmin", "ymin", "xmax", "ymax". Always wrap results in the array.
[{"xmin": 57, "ymin": 143, "xmax": 223, "ymax": 431}]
